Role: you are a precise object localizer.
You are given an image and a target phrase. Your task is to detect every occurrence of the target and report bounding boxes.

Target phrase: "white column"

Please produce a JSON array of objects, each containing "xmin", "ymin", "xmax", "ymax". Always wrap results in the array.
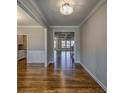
[{"xmin": 44, "ymin": 28, "xmax": 47, "ymax": 67}]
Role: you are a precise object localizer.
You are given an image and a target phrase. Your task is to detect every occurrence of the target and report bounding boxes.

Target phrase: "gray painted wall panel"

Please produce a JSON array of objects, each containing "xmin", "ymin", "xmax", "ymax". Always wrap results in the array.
[{"xmin": 80, "ymin": 2, "xmax": 107, "ymax": 89}]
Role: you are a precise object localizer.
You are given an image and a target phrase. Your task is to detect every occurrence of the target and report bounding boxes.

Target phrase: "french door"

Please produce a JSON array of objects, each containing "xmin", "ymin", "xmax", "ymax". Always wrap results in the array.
[{"xmin": 61, "ymin": 40, "xmax": 74, "ymax": 50}]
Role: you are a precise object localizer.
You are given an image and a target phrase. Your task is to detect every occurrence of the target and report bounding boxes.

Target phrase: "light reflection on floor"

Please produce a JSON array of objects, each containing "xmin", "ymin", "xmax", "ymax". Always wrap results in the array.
[{"xmin": 54, "ymin": 50, "xmax": 75, "ymax": 71}]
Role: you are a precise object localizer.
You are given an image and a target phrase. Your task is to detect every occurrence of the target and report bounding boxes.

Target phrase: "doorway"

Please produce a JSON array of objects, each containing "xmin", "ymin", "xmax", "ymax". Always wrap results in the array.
[
  {"xmin": 17, "ymin": 35, "xmax": 27, "ymax": 64},
  {"xmin": 53, "ymin": 32, "xmax": 75, "ymax": 69}
]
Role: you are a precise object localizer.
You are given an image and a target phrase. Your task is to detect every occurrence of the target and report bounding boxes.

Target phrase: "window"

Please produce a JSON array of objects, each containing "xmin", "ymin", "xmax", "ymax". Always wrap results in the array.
[
  {"xmin": 54, "ymin": 40, "xmax": 56, "ymax": 48},
  {"xmin": 71, "ymin": 40, "xmax": 74, "ymax": 46},
  {"xmin": 61, "ymin": 40, "xmax": 74, "ymax": 49},
  {"xmin": 61, "ymin": 40, "xmax": 66, "ymax": 48},
  {"xmin": 66, "ymin": 40, "xmax": 70, "ymax": 48}
]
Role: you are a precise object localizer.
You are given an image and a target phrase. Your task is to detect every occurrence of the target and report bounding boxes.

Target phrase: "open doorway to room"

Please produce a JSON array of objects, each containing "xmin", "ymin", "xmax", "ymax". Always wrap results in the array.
[
  {"xmin": 53, "ymin": 32, "xmax": 75, "ymax": 69},
  {"xmin": 17, "ymin": 35, "xmax": 27, "ymax": 64}
]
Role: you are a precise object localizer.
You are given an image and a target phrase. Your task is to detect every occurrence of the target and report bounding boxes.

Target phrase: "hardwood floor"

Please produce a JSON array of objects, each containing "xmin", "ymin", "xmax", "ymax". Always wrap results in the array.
[{"xmin": 18, "ymin": 51, "xmax": 106, "ymax": 93}]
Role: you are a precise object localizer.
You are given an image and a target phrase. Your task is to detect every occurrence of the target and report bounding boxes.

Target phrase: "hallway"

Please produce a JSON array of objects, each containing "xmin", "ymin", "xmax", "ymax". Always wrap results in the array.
[
  {"xmin": 54, "ymin": 51, "xmax": 74, "ymax": 70},
  {"xmin": 18, "ymin": 51, "xmax": 106, "ymax": 93},
  {"xmin": 17, "ymin": 0, "xmax": 107, "ymax": 92}
]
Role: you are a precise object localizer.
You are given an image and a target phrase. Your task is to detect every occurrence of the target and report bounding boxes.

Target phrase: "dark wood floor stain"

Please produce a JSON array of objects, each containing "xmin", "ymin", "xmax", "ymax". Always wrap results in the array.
[{"xmin": 18, "ymin": 58, "xmax": 106, "ymax": 93}]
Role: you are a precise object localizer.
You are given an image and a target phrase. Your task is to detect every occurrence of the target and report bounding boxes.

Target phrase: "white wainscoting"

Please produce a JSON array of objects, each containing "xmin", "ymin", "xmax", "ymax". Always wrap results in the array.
[
  {"xmin": 27, "ymin": 50, "xmax": 45, "ymax": 63},
  {"xmin": 80, "ymin": 62, "xmax": 107, "ymax": 92}
]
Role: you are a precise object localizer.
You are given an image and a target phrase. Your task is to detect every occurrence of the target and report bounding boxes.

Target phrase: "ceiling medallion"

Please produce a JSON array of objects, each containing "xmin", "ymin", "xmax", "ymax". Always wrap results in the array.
[{"xmin": 60, "ymin": 0, "xmax": 73, "ymax": 15}]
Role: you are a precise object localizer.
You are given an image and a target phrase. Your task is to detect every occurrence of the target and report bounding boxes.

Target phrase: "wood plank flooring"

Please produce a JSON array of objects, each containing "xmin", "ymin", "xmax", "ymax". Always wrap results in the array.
[{"xmin": 18, "ymin": 52, "xmax": 106, "ymax": 93}]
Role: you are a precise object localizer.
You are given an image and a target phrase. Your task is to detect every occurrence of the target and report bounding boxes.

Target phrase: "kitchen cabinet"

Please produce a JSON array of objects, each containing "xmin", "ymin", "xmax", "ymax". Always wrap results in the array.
[
  {"xmin": 18, "ymin": 35, "xmax": 24, "ymax": 44},
  {"xmin": 23, "ymin": 35, "xmax": 27, "ymax": 50},
  {"xmin": 18, "ymin": 50, "xmax": 26, "ymax": 60},
  {"xmin": 17, "ymin": 35, "xmax": 27, "ymax": 60}
]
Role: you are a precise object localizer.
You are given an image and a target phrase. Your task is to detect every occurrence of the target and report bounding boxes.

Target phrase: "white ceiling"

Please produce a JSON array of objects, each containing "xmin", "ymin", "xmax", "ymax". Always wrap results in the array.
[
  {"xmin": 33, "ymin": 0, "xmax": 101, "ymax": 26},
  {"xmin": 17, "ymin": 6, "xmax": 40, "ymax": 26}
]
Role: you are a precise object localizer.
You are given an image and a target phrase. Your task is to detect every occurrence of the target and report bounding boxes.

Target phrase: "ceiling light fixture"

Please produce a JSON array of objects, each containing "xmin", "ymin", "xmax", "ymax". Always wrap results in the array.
[{"xmin": 60, "ymin": 0, "xmax": 73, "ymax": 15}]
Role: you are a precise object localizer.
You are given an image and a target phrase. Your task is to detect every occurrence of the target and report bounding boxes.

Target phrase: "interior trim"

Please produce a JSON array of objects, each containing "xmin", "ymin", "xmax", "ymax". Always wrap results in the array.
[
  {"xmin": 17, "ymin": 0, "xmax": 49, "ymax": 28},
  {"xmin": 17, "ymin": 0, "xmax": 40, "ymax": 26},
  {"xmin": 28, "ymin": 0, "xmax": 49, "ymax": 27},
  {"xmin": 80, "ymin": 62, "xmax": 107, "ymax": 92},
  {"xmin": 80, "ymin": 0, "xmax": 106, "ymax": 26},
  {"xmin": 50, "ymin": 26, "xmax": 80, "ymax": 29},
  {"xmin": 17, "ymin": 25, "xmax": 43, "ymax": 28}
]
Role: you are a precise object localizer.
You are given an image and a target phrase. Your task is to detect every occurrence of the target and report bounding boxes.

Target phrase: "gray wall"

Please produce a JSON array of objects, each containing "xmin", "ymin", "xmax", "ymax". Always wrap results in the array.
[
  {"xmin": 80, "ymin": 2, "xmax": 107, "ymax": 90},
  {"xmin": 17, "ymin": 26, "xmax": 46, "ymax": 63},
  {"xmin": 17, "ymin": 27, "xmax": 45, "ymax": 50}
]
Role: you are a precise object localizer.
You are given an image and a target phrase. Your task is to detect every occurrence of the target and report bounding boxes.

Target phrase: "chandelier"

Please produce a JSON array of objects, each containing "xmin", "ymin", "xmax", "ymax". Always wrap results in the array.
[{"xmin": 60, "ymin": 0, "xmax": 74, "ymax": 15}]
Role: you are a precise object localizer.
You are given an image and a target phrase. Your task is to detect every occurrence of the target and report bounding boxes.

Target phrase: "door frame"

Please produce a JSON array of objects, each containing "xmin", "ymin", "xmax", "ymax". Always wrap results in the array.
[
  {"xmin": 53, "ymin": 30, "xmax": 76, "ymax": 63},
  {"xmin": 44, "ymin": 28, "xmax": 47, "ymax": 67}
]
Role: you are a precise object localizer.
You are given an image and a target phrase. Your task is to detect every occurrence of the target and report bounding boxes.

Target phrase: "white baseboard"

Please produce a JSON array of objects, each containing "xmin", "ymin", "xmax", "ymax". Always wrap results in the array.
[
  {"xmin": 27, "ymin": 61, "xmax": 44, "ymax": 63},
  {"xmin": 49, "ymin": 61, "xmax": 54, "ymax": 63},
  {"xmin": 47, "ymin": 61, "xmax": 54, "ymax": 67},
  {"xmin": 80, "ymin": 63, "xmax": 107, "ymax": 92},
  {"xmin": 48, "ymin": 60, "xmax": 80, "ymax": 64},
  {"xmin": 47, "ymin": 62, "xmax": 50, "ymax": 66},
  {"xmin": 75, "ymin": 61, "xmax": 80, "ymax": 63}
]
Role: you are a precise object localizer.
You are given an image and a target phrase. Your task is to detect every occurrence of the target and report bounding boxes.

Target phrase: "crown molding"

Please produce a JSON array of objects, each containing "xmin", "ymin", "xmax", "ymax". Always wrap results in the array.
[
  {"xmin": 50, "ymin": 26, "xmax": 80, "ymax": 29},
  {"xmin": 18, "ymin": 0, "xmax": 106, "ymax": 28},
  {"xmin": 17, "ymin": 0, "xmax": 49, "ymax": 28},
  {"xmin": 29, "ymin": 0, "xmax": 49, "ymax": 27},
  {"xmin": 50, "ymin": 26, "xmax": 80, "ymax": 32},
  {"xmin": 17, "ymin": 25, "xmax": 43, "ymax": 29},
  {"xmin": 79, "ymin": 0, "xmax": 107, "ymax": 26}
]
